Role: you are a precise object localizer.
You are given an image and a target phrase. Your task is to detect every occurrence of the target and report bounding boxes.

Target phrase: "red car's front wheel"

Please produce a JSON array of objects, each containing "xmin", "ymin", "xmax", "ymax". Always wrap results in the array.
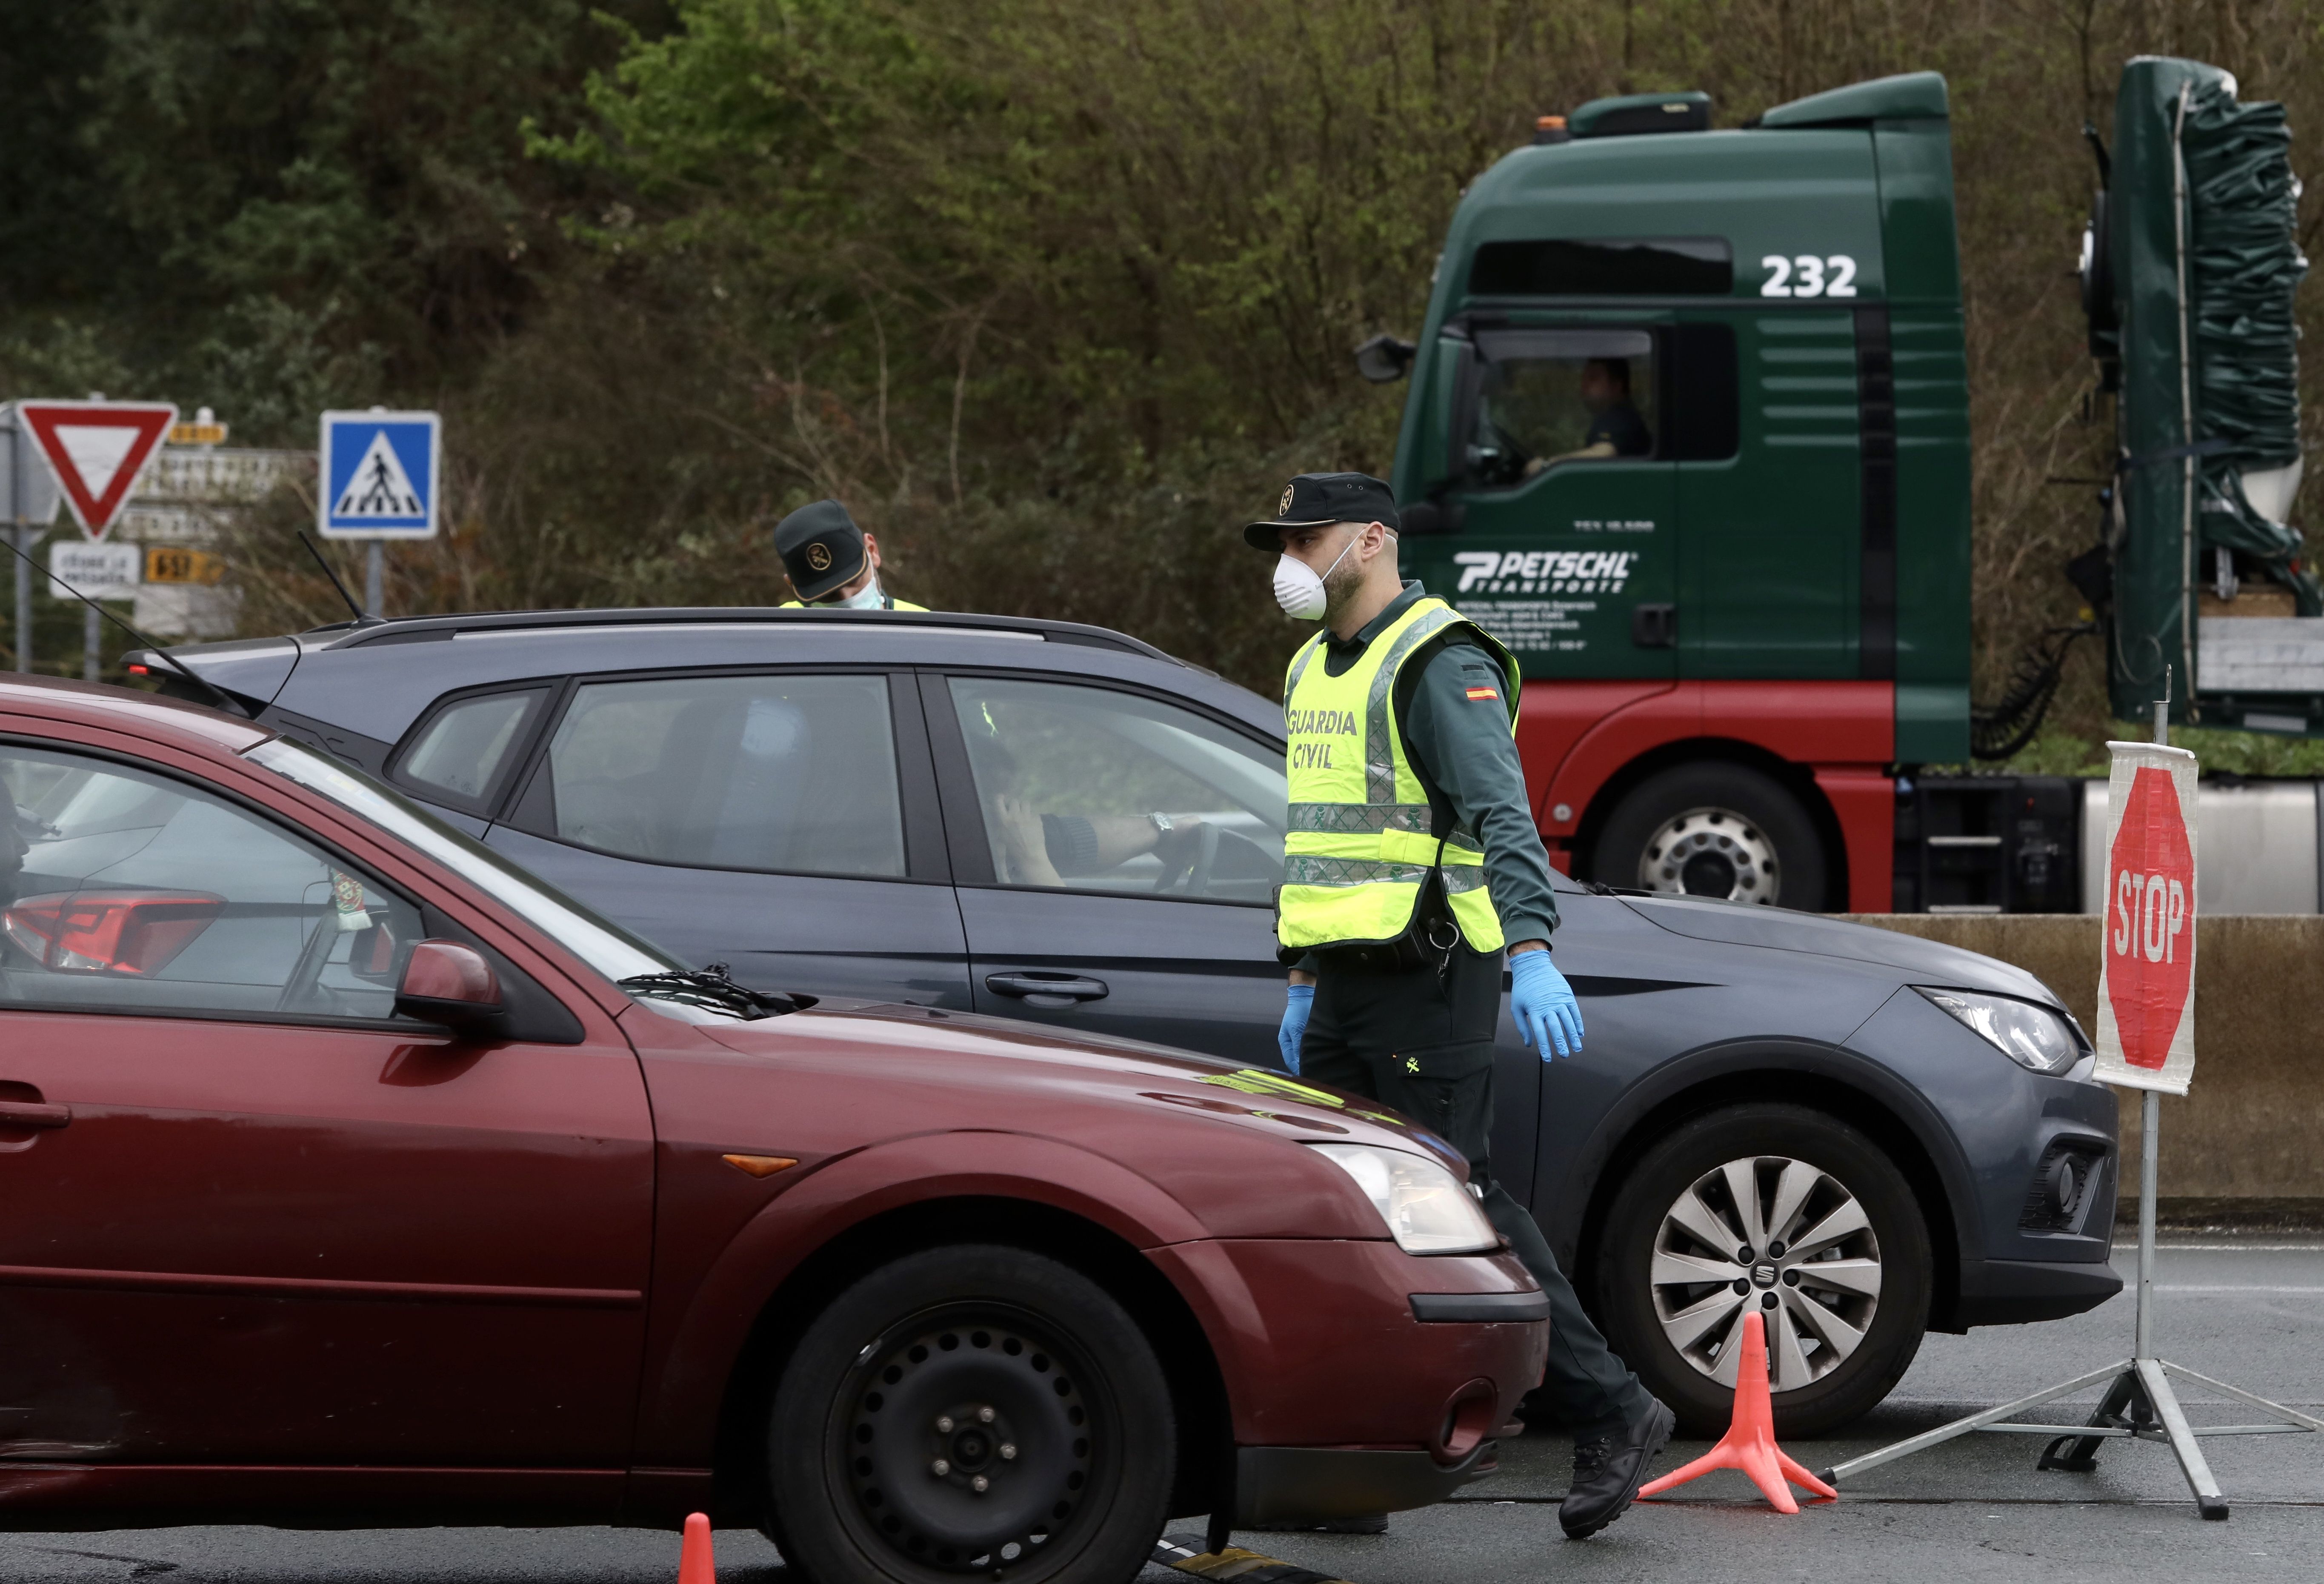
[{"xmin": 768, "ymin": 1245, "xmax": 1177, "ymax": 1584}]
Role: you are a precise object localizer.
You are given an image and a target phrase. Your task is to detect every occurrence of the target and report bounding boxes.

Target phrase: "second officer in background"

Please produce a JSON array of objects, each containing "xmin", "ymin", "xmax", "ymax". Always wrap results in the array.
[
  {"xmin": 1253, "ymin": 472, "xmax": 1674, "ymax": 1541},
  {"xmin": 774, "ymin": 499, "xmax": 929, "ymax": 611}
]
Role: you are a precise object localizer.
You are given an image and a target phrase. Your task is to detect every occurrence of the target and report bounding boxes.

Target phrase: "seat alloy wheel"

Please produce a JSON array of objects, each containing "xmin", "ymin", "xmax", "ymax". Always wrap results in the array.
[
  {"xmin": 1650, "ymin": 1155, "xmax": 1880, "ymax": 1391},
  {"xmin": 769, "ymin": 1245, "xmax": 1175, "ymax": 1584},
  {"xmin": 1597, "ymin": 1104, "xmax": 1930, "ymax": 1438}
]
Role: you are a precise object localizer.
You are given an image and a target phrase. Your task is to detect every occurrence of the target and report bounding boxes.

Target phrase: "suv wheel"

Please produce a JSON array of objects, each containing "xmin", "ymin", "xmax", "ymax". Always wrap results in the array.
[
  {"xmin": 1597, "ymin": 1105, "xmax": 1931, "ymax": 1438},
  {"xmin": 768, "ymin": 1244, "xmax": 1175, "ymax": 1584},
  {"xmin": 1594, "ymin": 762, "xmax": 1827, "ymax": 908}
]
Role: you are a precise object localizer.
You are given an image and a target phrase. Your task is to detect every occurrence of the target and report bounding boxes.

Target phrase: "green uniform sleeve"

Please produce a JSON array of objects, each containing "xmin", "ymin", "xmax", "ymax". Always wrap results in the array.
[{"xmin": 1403, "ymin": 641, "xmax": 1561, "ymax": 946}]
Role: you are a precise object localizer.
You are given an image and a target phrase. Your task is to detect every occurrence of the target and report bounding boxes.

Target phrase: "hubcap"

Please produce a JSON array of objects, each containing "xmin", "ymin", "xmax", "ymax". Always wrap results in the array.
[
  {"xmin": 1648, "ymin": 1155, "xmax": 1882, "ymax": 1393},
  {"xmin": 841, "ymin": 1311, "xmax": 1095, "ymax": 1574},
  {"xmin": 1636, "ymin": 807, "xmax": 1781, "ymax": 903}
]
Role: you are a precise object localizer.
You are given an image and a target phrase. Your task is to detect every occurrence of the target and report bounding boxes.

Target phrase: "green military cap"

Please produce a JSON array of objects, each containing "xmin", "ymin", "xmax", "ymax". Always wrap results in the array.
[{"xmin": 773, "ymin": 499, "xmax": 869, "ymax": 600}]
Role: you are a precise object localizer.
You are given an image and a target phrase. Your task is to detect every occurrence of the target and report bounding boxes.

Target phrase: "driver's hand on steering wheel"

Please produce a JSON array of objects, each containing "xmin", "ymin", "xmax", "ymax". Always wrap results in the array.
[{"xmin": 1151, "ymin": 817, "xmax": 1204, "ymax": 868}]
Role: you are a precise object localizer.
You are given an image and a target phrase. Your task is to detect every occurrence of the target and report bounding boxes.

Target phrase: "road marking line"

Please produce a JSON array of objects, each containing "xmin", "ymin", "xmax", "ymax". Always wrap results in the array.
[{"xmin": 2153, "ymin": 1284, "xmax": 2324, "ymax": 1293}]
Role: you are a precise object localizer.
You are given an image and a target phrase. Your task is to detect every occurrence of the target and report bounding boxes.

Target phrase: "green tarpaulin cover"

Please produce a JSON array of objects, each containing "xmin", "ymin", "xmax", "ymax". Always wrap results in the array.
[{"xmin": 2107, "ymin": 56, "xmax": 2314, "ymax": 717}]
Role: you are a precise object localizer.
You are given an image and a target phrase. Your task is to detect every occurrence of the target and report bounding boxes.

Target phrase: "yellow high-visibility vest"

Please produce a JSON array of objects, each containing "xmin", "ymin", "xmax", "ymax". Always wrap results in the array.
[
  {"xmin": 778, "ymin": 596, "xmax": 930, "ymax": 611},
  {"xmin": 1278, "ymin": 597, "xmax": 1521, "ymax": 955}
]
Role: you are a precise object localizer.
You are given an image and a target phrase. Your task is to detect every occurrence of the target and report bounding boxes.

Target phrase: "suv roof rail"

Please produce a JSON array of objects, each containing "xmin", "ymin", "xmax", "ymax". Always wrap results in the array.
[{"xmin": 307, "ymin": 606, "xmax": 1183, "ymax": 663}]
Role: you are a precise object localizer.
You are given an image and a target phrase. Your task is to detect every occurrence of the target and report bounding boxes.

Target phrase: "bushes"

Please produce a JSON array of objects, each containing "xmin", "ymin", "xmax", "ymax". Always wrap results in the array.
[{"xmin": 7, "ymin": 0, "xmax": 2324, "ymax": 717}]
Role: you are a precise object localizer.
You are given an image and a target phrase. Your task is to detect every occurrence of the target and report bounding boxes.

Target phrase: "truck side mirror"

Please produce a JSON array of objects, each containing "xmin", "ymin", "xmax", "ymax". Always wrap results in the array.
[
  {"xmin": 395, "ymin": 939, "xmax": 505, "ymax": 1031},
  {"xmin": 1354, "ymin": 334, "xmax": 1417, "ymax": 384}
]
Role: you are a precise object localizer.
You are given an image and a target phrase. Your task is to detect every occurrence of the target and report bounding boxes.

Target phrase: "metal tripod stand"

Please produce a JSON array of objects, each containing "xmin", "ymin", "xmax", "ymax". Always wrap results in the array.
[
  {"xmin": 1828, "ymin": 683, "xmax": 2318, "ymax": 1517},
  {"xmin": 1824, "ymin": 1071, "xmax": 2320, "ymax": 1517}
]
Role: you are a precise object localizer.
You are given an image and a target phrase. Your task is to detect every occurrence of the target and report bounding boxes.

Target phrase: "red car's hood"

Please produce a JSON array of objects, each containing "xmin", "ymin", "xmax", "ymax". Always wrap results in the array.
[{"xmin": 691, "ymin": 999, "xmax": 1464, "ymax": 1173}]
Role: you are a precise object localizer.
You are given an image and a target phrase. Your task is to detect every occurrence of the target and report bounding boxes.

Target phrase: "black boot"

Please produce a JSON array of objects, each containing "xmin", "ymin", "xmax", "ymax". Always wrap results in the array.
[{"xmin": 1560, "ymin": 1397, "xmax": 1674, "ymax": 1539}]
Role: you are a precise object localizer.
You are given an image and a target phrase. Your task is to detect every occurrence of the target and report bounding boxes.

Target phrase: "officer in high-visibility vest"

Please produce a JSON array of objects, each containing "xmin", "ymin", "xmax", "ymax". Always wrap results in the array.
[
  {"xmin": 1250, "ymin": 473, "xmax": 1673, "ymax": 1541},
  {"xmin": 774, "ymin": 499, "xmax": 929, "ymax": 611}
]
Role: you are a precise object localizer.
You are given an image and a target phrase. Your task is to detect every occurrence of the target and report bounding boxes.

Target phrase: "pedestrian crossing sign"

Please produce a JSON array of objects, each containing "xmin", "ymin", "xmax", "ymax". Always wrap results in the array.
[{"xmin": 319, "ymin": 409, "xmax": 440, "ymax": 538}]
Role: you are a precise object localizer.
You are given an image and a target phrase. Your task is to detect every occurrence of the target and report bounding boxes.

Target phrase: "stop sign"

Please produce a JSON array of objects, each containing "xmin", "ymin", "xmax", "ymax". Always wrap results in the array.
[{"xmin": 2095, "ymin": 742, "xmax": 2198, "ymax": 1093}]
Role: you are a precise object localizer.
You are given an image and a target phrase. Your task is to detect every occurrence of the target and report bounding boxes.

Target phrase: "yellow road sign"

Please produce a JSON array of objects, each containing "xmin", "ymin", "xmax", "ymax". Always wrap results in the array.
[{"xmin": 144, "ymin": 545, "xmax": 226, "ymax": 586}]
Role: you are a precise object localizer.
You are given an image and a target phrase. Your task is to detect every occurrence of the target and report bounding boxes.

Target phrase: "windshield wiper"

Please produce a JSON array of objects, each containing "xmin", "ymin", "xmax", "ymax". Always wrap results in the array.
[{"xmin": 618, "ymin": 962, "xmax": 816, "ymax": 1020}]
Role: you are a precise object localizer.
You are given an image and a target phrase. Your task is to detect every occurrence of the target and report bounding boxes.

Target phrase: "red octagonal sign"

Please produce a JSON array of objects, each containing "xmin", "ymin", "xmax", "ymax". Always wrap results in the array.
[{"xmin": 2106, "ymin": 765, "xmax": 2194, "ymax": 1071}]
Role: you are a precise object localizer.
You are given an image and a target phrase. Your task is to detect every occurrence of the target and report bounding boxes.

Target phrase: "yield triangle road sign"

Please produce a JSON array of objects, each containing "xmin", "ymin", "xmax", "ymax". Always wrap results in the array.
[{"xmin": 15, "ymin": 400, "xmax": 178, "ymax": 539}]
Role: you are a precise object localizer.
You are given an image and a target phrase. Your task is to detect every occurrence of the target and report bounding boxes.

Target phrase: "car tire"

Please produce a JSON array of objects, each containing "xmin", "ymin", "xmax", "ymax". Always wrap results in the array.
[
  {"xmin": 1596, "ymin": 1104, "xmax": 1931, "ymax": 1438},
  {"xmin": 1593, "ymin": 762, "xmax": 1827, "ymax": 909},
  {"xmin": 767, "ymin": 1244, "xmax": 1175, "ymax": 1584}
]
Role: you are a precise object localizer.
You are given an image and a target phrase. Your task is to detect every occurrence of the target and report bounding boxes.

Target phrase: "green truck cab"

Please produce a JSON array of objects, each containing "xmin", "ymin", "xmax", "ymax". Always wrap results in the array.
[{"xmin": 1379, "ymin": 64, "xmax": 2307, "ymax": 914}]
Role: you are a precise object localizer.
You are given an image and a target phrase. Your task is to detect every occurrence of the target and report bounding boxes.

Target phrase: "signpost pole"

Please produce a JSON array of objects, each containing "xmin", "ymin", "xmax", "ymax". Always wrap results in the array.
[
  {"xmin": 14, "ymin": 526, "xmax": 33, "ymax": 675},
  {"xmin": 365, "ymin": 542, "xmax": 383, "ymax": 618},
  {"xmin": 2132, "ymin": 681, "xmax": 2166, "ymax": 1367},
  {"xmin": 1824, "ymin": 669, "xmax": 2319, "ymax": 1517}
]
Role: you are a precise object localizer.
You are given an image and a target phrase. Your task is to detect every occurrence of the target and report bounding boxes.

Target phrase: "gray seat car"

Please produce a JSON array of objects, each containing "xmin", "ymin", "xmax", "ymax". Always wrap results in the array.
[{"xmin": 136, "ymin": 606, "xmax": 2122, "ymax": 1435}]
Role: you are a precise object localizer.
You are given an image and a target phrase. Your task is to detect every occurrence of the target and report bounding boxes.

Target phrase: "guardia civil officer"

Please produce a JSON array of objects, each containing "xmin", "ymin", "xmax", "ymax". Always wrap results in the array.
[
  {"xmin": 773, "ymin": 499, "xmax": 929, "ymax": 610},
  {"xmin": 1252, "ymin": 473, "xmax": 1674, "ymax": 1541}
]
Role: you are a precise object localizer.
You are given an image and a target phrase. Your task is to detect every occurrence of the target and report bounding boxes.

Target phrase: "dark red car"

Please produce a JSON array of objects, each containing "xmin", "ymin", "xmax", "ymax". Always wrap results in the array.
[{"xmin": 0, "ymin": 678, "xmax": 1546, "ymax": 1582}]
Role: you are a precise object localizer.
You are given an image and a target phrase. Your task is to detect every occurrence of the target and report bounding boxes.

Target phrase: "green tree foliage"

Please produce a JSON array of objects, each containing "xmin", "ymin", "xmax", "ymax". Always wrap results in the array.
[
  {"xmin": 0, "ymin": 0, "xmax": 657, "ymax": 435},
  {"xmin": 8, "ymin": 0, "xmax": 2324, "ymax": 736}
]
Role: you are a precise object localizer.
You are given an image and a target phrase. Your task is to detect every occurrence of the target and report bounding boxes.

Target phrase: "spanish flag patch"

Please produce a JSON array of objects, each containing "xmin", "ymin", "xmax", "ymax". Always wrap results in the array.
[{"xmin": 1465, "ymin": 685, "xmax": 1501, "ymax": 702}]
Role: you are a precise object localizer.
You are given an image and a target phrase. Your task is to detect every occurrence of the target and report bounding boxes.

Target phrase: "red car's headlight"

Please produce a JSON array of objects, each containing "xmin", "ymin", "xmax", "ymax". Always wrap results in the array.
[{"xmin": 1306, "ymin": 1143, "xmax": 1499, "ymax": 1254}]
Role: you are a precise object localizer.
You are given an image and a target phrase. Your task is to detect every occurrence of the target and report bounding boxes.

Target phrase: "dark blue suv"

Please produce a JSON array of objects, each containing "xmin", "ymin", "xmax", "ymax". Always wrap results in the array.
[{"xmin": 138, "ymin": 607, "xmax": 2121, "ymax": 1436}]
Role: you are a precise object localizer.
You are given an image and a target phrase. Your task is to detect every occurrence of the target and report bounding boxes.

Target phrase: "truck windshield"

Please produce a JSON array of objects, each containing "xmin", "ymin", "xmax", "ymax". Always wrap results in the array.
[{"xmin": 245, "ymin": 736, "xmax": 680, "ymax": 985}]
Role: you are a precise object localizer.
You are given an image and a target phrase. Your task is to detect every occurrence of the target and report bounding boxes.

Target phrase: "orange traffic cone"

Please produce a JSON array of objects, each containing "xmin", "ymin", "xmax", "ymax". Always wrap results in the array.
[
  {"xmin": 678, "ymin": 1511, "xmax": 716, "ymax": 1584},
  {"xmin": 1638, "ymin": 1310, "xmax": 1836, "ymax": 1514}
]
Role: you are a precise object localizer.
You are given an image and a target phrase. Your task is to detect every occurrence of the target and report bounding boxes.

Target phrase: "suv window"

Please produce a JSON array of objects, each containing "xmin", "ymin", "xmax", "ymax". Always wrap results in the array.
[
  {"xmin": 545, "ymin": 674, "xmax": 906, "ymax": 877},
  {"xmin": 0, "ymin": 745, "xmax": 424, "ymax": 1020},
  {"xmin": 394, "ymin": 688, "xmax": 548, "ymax": 811},
  {"xmin": 946, "ymin": 677, "xmax": 1284, "ymax": 903}
]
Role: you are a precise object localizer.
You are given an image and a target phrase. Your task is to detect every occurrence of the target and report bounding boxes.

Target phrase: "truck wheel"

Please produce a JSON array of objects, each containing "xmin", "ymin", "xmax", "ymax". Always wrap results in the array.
[
  {"xmin": 1596, "ymin": 1104, "xmax": 1931, "ymax": 1438},
  {"xmin": 768, "ymin": 1244, "xmax": 1175, "ymax": 1584},
  {"xmin": 1594, "ymin": 762, "xmax": 1827, "ymax": 908}
]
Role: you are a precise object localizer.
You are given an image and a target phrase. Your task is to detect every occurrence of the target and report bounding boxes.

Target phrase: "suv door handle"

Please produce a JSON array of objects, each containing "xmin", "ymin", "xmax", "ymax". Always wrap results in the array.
[
  {"xmin": 0, "ymin": 1100, "xmax": 70, "ymax": 1130},
  {"xmin": 985, "ymin": 973, "xmax": 1110, "ymax": 1007}
]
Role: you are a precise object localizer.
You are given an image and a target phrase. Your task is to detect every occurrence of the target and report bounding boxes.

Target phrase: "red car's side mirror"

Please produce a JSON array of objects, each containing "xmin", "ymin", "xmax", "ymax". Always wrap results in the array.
[{"xmin": 396, "ymin": 940, "xmax": 504, "ymax": 1031}]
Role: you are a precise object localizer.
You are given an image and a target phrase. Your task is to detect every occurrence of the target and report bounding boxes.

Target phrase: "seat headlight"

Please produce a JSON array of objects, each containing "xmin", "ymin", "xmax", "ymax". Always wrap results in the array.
[
  {"xmin": 1307, "ymin": 1143, "xmax": 1499, "ymax": 1254},
  {"xmin": 1915, "ymin": 987, "xmax": 2083, "ymax": 1075}
]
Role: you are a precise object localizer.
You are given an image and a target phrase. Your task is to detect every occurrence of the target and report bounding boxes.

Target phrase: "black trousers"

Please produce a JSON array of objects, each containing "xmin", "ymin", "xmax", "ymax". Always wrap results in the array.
[{"xmin": 1301, "ymin": 944, "xmax": 1651, "ymax": 1437}]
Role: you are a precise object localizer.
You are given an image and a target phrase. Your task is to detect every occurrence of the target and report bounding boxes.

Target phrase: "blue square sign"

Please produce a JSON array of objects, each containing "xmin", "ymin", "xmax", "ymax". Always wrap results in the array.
[{"xmin": 319, "ymin": 409, "xmax": 440, "ymax": 538}]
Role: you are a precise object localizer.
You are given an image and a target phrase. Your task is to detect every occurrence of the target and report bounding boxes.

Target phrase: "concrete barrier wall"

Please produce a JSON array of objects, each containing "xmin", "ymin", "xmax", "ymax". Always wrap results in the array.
[{"xmin": 1838, "ymin": 914, "xmax": 2324, "ymax": 1202}]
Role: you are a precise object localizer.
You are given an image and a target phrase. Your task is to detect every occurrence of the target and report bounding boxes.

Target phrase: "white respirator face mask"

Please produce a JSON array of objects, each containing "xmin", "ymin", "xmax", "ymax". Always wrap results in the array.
[
  {"xmin": 1272, "ymin": 526, "xmax": 1366, "ymax": 620},
  {"xmin": 823, "ymin": 575, "xmax": 886, "ymax": 611}
]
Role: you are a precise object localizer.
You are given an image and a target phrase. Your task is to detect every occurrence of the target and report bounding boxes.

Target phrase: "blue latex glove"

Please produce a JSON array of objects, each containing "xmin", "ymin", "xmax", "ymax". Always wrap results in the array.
[
  {"xmin": 1278, "ymin": 983, "xmax": 1315, "ymax": 1073},
  {"xmin": 1509, "ymin": 948, "xmax": 1582, "ymax": 1059}
]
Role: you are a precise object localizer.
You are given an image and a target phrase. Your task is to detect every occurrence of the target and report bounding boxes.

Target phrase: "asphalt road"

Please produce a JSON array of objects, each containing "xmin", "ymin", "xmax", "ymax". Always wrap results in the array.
[{"xmin": 4, "ymin": 1239, "xmax": 2319, "ymax": 1584}]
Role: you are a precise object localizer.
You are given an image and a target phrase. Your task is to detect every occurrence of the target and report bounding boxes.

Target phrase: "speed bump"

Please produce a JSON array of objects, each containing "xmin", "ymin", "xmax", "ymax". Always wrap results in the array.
[{"xmin": 1153, "ymin": 1531, "xmax": 1358, "ymax": 1584}]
